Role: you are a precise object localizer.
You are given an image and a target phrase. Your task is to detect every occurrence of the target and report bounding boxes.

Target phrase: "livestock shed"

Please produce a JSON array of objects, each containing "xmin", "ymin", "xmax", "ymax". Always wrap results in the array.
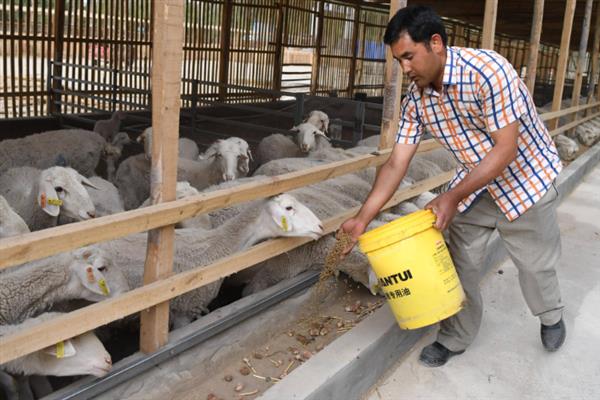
[{"xmin": 1, "ymin": 0, "xmax": 600, "ymax": 399}]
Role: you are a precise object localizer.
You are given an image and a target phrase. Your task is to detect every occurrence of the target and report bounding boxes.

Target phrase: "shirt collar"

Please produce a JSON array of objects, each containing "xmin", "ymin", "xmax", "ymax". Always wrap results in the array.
[{"xmin": 442, "ymin": 47, "xmax": 459, "ymax": 86}]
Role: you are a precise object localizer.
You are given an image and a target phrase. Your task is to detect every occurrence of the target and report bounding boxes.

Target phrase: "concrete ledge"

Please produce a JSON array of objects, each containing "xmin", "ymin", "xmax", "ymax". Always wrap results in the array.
[{"xmin": 260, "ymin": 141, "xmax": 600, "ymax": 400}]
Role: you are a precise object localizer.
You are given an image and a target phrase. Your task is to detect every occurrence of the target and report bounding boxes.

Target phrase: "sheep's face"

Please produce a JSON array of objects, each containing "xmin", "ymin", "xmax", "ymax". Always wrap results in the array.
[
  {"xmin": 37, "ymin": 167, "xmax": 97, "ymax": 220},
  {"xmin": 304, "ymin": 110, "xmax": 330, "ymax": 133},
  {"xmin": 39, "ymin": 332, "xmax": 112, "ymax": 377},
  {"xmin": 293, "ymin": 123, "xmax": 328, "ymax": 153},
  {"xmin": 205, "ymin": 138, "xmax": 252, "ymax": 181},
  {"xmin": 266, "ymin": 194, "xmax": 324, "ymax": 240},
  {"xmin": 70, "ymin": 246, "xmax": 130, "ymax": 301}
]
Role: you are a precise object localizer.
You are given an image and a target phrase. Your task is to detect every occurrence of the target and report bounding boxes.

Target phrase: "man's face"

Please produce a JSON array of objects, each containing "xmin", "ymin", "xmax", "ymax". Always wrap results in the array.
[{"xmin": 390, "ymin": 32, "xmax": 445, "ymax": 90}]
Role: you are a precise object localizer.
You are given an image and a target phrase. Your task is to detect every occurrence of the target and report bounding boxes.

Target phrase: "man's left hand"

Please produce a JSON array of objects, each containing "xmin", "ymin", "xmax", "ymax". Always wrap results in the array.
[{"xmin": 424, "ymin": 191, "xmax": 460, "ymax": 231}]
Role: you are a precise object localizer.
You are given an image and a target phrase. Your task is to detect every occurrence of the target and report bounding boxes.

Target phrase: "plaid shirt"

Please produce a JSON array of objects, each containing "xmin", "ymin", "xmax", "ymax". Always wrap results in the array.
[{"xmin": 397, "ymin": 46, "xmax": 562, "ymax": 221}]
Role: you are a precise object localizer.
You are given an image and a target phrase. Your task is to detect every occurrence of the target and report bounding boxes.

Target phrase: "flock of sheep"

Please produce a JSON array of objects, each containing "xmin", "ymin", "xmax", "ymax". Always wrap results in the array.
[{"xmin": 0, "ymin": 103, "xmax": 598, "ymax": 398}]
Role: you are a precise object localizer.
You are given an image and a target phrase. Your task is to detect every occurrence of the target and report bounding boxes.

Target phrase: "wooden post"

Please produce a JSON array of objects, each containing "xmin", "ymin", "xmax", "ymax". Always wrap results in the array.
[
  {"xmin": 49, "ymin": 0, "xmax": 65, "ymax": 114},
  {"xmin": 311, "ymin": 1, "xmax": 325, "ymax": 95},
  {"xmin": 481, "ymin": 0, "xmax": 498, "ymax": 50},
  {"xmin": 568, "ymin": 0, "xmax": 594, "ymax": 135},
  {"xmin": 549, "ymin": 0, "xmax": 577, "ymax": 131},
  {"xmin": 586, "ymin": 4, "xmax": 600, "ymax": 115},
  {"xmin": 273, "ymin": 0, "xmax": 285, "ymax": 93},
  {"xmin": 348, "ymin": 4, "xmax": 361, "ymax": 98},
  {"xmin": 525, "ymin": 0, "xmax": 544, "ymax": 95},
  {"xmin": 378, "ymin": 0, "xmax": 407, "ymax": 151},
  {"xmin": 218, "ymin": 0, "xmax": 233, "ymax": 101},
  {"xmin": 140, "ymin": 0, "xmax": 184, "ymax": 354}
]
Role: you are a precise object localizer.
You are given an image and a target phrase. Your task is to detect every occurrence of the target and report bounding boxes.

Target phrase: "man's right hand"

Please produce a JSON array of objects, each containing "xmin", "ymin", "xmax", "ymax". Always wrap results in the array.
[{"xmin": 338, "ymin": 217, "xmax": 368, "ymax": 255}]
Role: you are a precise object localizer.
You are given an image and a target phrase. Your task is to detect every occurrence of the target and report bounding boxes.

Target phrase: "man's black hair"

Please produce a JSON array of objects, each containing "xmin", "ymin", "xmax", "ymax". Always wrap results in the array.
[{"xmin": 383, "ymin": 6, "xmax": 447, "ymax": 47}]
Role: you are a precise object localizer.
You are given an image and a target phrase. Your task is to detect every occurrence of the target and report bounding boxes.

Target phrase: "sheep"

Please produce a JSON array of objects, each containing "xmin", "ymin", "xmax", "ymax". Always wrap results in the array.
[
  {"xmin": 199, "ymin": 137, "xmax": 253, "ymax": 177},
  {"xmin": 0, "ymin": 195, "xmax": 30, "ymax": 238},
  {"xmin": 304, "ymin": 110, "xmax": 330, "ymax": 134},
  {"xmin": 256, "ymin": 133, "xmax": 302, "ymax": 166},
  {"xmin": 0, "ymin": 312, "xmax": 112, "ymax": 378},
  {"xmin": 0, "ymin": 245, "xmax": 129, "ymax": 325},
  {"xmin": 98, "ymin": 193, "xmax": 323, "ymax": 327},
  {"xmin": 140, "ymin": 181, "xmax": 211, "ymax": 229},
  {"xmin": 554, "ymin": 134, "xmax": 579, "ymax": 161},
  {"xmin": 0, "ymin": 129, "xmax": 108, "ymax": 177},
  {"xmin": 293, "ymin": 122, "xmax": 330, "ymax": 153},
  {"xmin": 574, "ymin": 123, "xmax": 600, "ymax": 147},
  {"xmin": 356, "ymin": 134, "xmax": 381, "ymax": 147},
  {"xmin": 93, "ymin": 110, "xmax": 126, "ymax": 143},
  {"xmin": 138, "ymin": 127, "xmax": 201, "ymax": 160},
  {"xmin": 416, "ymin": 148, "xmax": 458, "ymax": 171},
  {"xmin": 103, "ymin": 131, "xmax": 132, "ymax": 182},
  {"xmin": 0, "ymin": 166, "xmax": 98, "ymax": 231},
  {"xmin": 116, "ymin": 138, "xmax": 252, "ymax": 209}
]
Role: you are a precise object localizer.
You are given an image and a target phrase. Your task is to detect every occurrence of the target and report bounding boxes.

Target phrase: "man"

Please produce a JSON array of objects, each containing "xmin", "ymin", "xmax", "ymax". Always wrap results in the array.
[{"xmin": 340, "ymin": 5, "xmax": 566, "ymax": 367}]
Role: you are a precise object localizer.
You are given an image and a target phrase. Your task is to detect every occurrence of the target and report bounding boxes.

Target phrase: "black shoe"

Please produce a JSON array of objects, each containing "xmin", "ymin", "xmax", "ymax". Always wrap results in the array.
[
  {"xmin": 541, "ymin": 318, "xmax": 566, "ymax": 352},
  {"xmin": 418, "ymin": 341, "xmax": 465, "ymax": 367}
]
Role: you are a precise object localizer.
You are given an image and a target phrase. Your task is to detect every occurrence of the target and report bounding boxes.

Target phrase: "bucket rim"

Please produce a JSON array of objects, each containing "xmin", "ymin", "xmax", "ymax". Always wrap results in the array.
[{"xmin": 358, "ymin": 209, "xmax": 437, "ymax": 254}]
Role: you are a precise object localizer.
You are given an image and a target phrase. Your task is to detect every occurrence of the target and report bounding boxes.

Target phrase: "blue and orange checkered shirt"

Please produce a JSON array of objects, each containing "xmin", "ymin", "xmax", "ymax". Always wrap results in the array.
[{"xmin": 397, "ymin": 46, "xmax": 562, "ymax": 221}]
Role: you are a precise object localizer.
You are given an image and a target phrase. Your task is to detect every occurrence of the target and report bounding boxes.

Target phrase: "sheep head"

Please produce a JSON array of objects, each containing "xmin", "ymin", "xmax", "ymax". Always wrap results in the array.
[
  {"xmin": 37, "ymin": 167, "xmax": 97, "ymax": 220},
  {"xmin": 70, "ymin": 246, "xmax": 130, "ymax": 301},
  {"xmin": 203, "ymin": 137, "xmax": 252, "ymax": 181},
  {"xmin": 292, "ymin": 122, "xmax": 329, "ymax": 153},
  {"xmin": 265, "ymin": 194, "xmax": 324, "ymax": 240}
]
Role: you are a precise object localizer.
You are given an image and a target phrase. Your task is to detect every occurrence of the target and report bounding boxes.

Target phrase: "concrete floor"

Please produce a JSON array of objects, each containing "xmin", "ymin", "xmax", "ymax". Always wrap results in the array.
[{"xmin": 365, "ymin": 165, "xmax": 600, "ymax": 400}]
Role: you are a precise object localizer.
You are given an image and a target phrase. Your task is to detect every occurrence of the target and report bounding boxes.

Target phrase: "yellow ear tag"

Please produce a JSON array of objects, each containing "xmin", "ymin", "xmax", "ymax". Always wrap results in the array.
[
  {"xmin": 98, "ymin": 279, "xmax": 110, "ymax": 296},
  {"xmin": 56, "ymin": 341, "xmax": 65, "ymax": 359},
  {"xmin": 281, "ymin": 216, "xmax": 288, "ymax": 232},
  {"xmin": 47, "ymin": 198, "xmax": 63, "ymax": 206}
]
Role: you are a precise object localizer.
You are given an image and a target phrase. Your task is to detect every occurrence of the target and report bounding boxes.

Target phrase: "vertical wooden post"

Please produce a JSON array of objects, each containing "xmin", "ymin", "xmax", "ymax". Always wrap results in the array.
[
  {"xmin": 481, "ymin": 0, "xmax": 498, "ymax": 50},
  {"xmin": 586, "ymin": 4, "xmax": 600, "ymax": 115},
  {"xmin": 139, "ymin": 0, "xmax": 184, "ymax": 354},
  {"xmin": 568, "ymin": 0, "xmax": 594, "ymax": 135},
  {"xmin": 549, "ymin": 0, "xmax": 577, "ymax": 130},
  {"xmin": 526, "ymin": 0, "xmax": 544, "ymax": 95},
  {"xmin": 348, "ymin": 4, "xmax": 361, "ymax": 98},
  {"xmin": 49, "ymin": 0, "xmax": 65, "ymax": 114},
  {"xmin": 378, "ymin": 0, "xmax": 407, "ymax": 151},
  {"xmin": 218, "ymin": 0, "xmax": 233, "ymax": 101},
  {"xmin": 273, "ymin": 0, "xmax": 285, "ymax": 94},
  {"xmin": 311, "ymin": 1, "xmax": 325, "ymax": 95}
]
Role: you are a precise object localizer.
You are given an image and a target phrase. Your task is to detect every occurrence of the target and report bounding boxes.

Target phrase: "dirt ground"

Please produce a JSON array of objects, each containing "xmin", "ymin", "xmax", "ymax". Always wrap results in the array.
[{"xmin": 171, "ymin": 277, "xmax": 384, "ymax": 400}]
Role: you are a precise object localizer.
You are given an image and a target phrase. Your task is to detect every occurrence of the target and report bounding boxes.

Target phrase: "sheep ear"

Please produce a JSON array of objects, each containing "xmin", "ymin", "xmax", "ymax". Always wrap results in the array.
[
  {"xmin": 315, "ymin": 130, "xmax": 330, "ymax": 141},
  {"xmin": 75, "ymin": 264, "xmax": 111, "ymax": 296},
  {"xmin": 43, "ymin": 339, "xmax": 77, "ymax": 358},
  {"xmin": 290, "ymin": 126, "xmax": 300, "ymax": 132},
  {"xmin": 38, "ymin": 180, "xmax": 61, "ymax": 217},
  {"xmin": 80, "ymin": 175, "xmax": 100, "ymax": 190}
]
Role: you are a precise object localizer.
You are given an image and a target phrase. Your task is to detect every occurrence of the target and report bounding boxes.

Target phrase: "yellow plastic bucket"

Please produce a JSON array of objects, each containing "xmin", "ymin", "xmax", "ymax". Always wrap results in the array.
[{"xmin": 358, "ymin": 209, "xmax": 465, "ymax": 329}]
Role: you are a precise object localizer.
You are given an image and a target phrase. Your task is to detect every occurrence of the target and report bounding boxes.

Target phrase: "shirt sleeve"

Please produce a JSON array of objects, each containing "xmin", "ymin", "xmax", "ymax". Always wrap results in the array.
[
  {"xmin": 477, "ymin": 52, "xmax": 526, "ymax": 133},
  {"xmin": 396, "ymin": 91, "xmax": 424, "ymax": 145}
]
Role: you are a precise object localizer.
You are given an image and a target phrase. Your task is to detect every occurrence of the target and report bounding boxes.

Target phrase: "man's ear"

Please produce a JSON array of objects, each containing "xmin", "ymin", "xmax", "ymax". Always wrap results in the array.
[{"xmin": 429, "ymin": 33, "xmax": 444, "ymax": 53}]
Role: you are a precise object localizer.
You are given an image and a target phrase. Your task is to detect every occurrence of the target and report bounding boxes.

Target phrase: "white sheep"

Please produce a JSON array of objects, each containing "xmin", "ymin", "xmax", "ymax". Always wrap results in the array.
[
  {"xmin": 256, "ymin": 133, "xmax": 302, "ymax": 166},
  {"xmin": 137, "ymin": 127, "xmax": 209, "ymax": 162},
  {"xmin": 60, "ymin": 176, "xmax": 124, "ymax": 225},
  {"xmin": 0, "ymin": 312, "xmax": 112, "ymax": 378},
  {"xmin": 416, "ymin": 148, "xmax": 458, "ymax": 171},
  {"xmin": 140, "ymin": 181, "xmax": 211, "ymax": 230},
  {"xmin": 356, "ymin": 134, "xmax": 381, "ymax": 147},
  {"xmin": 98, "ymin": 194, "xmax": 323, "ymax": 327},
  {"xmin": 199, "ymin": 137, "xmax": 253, "ymax": 177},
  {"xmin": 0, "ymin": 129, "xmax": 108, "ymax": 177},
  {"xmin": 293, "ymin": 122, "xmax": 330, "ymax": 153},
  {"xmin": 304, "ymin": 110, "xmax": 330, "ymax": 134},
  {"xmin": 116, "ymin": 138, "xmax": 252, "ymax": 210},
  {"xmin": 0, "ymin": 166, "xmax": 98, "ymax": 231},
  {"xmin": 554, "ymin": 134, "xmax": 579, "ymax": 161},
  {"xmin": 0, "ymin": 246, "xmax": 129, "ymax": 325},
  {"xmin": 0, "ymin": 195, "xmax": 30, "ymax": 239},
  {"xmin": 93, "ymin": 110, "xmax": 126, "ymax": 143}
]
